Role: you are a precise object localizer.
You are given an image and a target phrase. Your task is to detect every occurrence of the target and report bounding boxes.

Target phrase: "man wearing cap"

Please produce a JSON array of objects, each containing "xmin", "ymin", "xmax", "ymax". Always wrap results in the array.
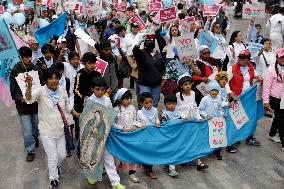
[
  {"xmin": 228, "ymin": 50, "xmax": 262, "ymax": 146},
  {"xmin": 103, "ymin": 18, "xmax": 121, "ymax": 40},
  {"xmin": 28, "ymin": 38, "xmax": 43, "ymax": 65},
  {"xmin": 122, "ymin": 22, "xmax": 142, "ymax": 89}
]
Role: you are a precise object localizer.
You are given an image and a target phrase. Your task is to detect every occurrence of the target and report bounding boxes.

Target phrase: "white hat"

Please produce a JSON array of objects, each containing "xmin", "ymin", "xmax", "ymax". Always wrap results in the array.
[
  {"xmin": 198, "ymin": 45, "xmax": 210, "ymax": 54},
  {"xmin": 177, "ymin": 73, "xmax": 192, "ymax": 84},
  {"xmin": 52, "ymin": 15, "xmax": 58, "ymax": 19},
  {"xmin": 57, "ymin": 37, "xmax": 67, "ymax": 43},
  {"xmin": 114, "ymin": 88, "xmax": 131, "ymax": 101}
]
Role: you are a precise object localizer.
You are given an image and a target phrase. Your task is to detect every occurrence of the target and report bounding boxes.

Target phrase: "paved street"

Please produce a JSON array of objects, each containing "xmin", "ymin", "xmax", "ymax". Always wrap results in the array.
[{"xmin": 1, "ymin": 18, "xmax": 284, "ymax": 189}]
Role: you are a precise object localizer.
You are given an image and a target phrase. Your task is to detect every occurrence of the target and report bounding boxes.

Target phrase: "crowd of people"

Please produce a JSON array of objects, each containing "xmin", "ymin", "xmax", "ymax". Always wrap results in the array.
[{"xmin": 4, "ymin": 0, "xmax": 284, "ymax": 188}]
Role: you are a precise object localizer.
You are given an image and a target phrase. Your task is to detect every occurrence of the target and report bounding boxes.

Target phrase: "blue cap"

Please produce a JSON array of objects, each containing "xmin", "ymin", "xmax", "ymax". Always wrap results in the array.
[{"xmin": 208, "ymin": 81, "xmax": 220, "ymax": 91}]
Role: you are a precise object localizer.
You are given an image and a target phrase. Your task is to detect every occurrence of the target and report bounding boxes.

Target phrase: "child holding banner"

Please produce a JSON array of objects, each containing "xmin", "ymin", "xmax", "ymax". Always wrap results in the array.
[
  {"xmin": 81, "ymin": 77, "xmax": 126, "ymax": 189},
  {"xmin": 199, "ymin": 81, "xmax": 225, "ymax": 160},
  {"xmin": 137, "ymin": 92, "xmax": 160, "ymax": 179},
  {"xmin": 215, "ymin": 71, "xmax": 238, "ymax": 153},
  {"xmin": 175, "ymin": 74, "xmax": 209, "ymax": 170},
  {"xmin": 263, "ymin": 48, "xmax": 284, "ymax": 148},
  {"xmin": 113, "ymin": 88, "xmax": 140, "ymax": 183}
]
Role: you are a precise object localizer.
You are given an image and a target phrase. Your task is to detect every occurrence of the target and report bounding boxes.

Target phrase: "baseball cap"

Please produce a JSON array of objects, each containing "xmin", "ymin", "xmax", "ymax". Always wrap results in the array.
[
  {"xmin": 276, "ymin": 48, "xmax": 284, "ymax": 58},
  {"xmin": 238, "ymin": 50, "xmax": 250, "ymax": 57},
  {"xmin": 111, "ymin": 18, "xmax": 120, "ymax": 23},
  {"xmin": 130, "ymin": 22, "xmax": 139, "ymax": 28}
]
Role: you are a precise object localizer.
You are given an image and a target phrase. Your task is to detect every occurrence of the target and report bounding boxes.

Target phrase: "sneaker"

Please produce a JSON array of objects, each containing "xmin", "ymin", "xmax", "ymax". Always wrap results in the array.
[
  {"xmin": 213, "ymin": 153, "xmax": 223, "ymax": 160},
  {"xmin": 50, "ymin": 180, "xmax": 59, "ymax": 188},
  {"xmin": 226, "ymin": 146, "xmax": 237, "ymax": 153},
  {"xmin": 57, "ymin": 166, "xmax": 61, "ymax": 176},
  {"xmin": 129, "ymin": 174, "xmax": 140, "ymax": 183},
  {"xmin": 112, "ymin": 183, "xmax": 126, "ymax": 189},
  {"xmin": 269, "ymin": 136, "xmax": 281, "ymax": 143},
  {"xmin": 146, "ymin": 171, "xmax": 157, "ymax": 179},
  {"xmin": 66, "ymin": 150, "xmax": 72, "ymax": 157},
  {"xmin": 26, "ymin": 153, "xmax": 35, "ymax": 162},
  {"xmin": 282, "ymin": 147, "xmax": 284, "ymax": 152},
  {"xmin": 34, "ymin": 137, "xmax": 39, "ymax": 148},
  {"xmin": 168, "ymin": 169, "xmax": 178, "ymax": 177},
  {"xmin": 86, "ymin": 177, "xmax": 97, "ymax": 185},
  {"xmin": 246, "ymin": 138, "xmax": 261, "ymax": 146},
  {"xmin": 197, "ymin": 163, "xmax": 209, "ymax": 171}
]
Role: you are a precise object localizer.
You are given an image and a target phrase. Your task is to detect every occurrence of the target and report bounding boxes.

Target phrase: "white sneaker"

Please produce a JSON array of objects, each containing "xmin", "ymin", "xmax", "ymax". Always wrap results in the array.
[
  {"xmin": 269, "ymin": 136, "xmax": 281, "ymax": 143},
  {"xmin": 129, "ymin": 174, "xmax": 140, "ymax": 183},
  {"xmin": 282, "ymin": 147, "xmax": 284, "ymax": 152}
]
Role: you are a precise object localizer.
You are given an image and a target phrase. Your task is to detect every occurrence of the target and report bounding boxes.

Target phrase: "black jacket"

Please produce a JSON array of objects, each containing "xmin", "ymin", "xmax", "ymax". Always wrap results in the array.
[
  {"xmin": 133, "ymin": 46, "xmax": 164, "ymax": 87},
  {"xmin": 10, "ymin": 62, "xmax": 44, "ymax": 115},
  {"xmin": 73, "ymin": 68, "xmax": 101, "ymax": 113}
]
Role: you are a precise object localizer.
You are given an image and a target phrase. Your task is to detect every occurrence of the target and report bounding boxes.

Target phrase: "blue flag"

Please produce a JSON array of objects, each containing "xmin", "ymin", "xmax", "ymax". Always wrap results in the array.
[
  {"xmin": 106, "ymin": 85, "xmax": 264, "ymax": 165},
  {"xmin": 0, "ymin": 20, "xmax": 20, "ymax": 86},
  {"xmin": 35, "ymin": 12, "xmax": 67, "ymax": 46},
  {"xmin": 199, "ymin": 31, "xmax": 219, "ymax": 54}
]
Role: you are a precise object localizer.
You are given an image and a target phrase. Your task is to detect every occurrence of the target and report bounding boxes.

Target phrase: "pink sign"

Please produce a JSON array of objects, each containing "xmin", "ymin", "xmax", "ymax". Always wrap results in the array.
[
  {"xmin": 129, "ymin": 14, "xmax": 146, "ymax": 31},
  {"xmin": 149, "ymin": 0, "xmax": 161, "ymax": 2},
  {"xmin": 159, "ymin": 6, "xmax": 176, "ymax": 22},
  {"xmin": 204, "ymin": 4, "xmax": 222, "ymax": 16},
  {"xmin": 149, "ymin": 2, "xmax": 162, "ymax": 12},
  {"xmin": 0, "ymin": 5, "xmax": 4, "ymax": 14},
  {"xmin": 179, "ymin": 16, "xmax": 195, "ymax": 25},
  {"xmin": 114, "ymin": 0, "xmax": 127, "ymax": 12},
  {"xmin": 95, "ymin": 58, "xmax": 108, "ymax": 76}
]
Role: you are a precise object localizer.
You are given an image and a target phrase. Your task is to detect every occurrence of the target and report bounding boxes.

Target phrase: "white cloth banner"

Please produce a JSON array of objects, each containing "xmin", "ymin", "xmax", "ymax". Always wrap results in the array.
[
  {"xmin": 208, "ymin": 117, "xmax": 227, "ymax": 148},
  {"xmin": 229, "ymin": 100, "xmax": 249, "ymax": 130},
  {"xmin": 74, "ymin": 28, "xmax": 96, "ymax": 47}
]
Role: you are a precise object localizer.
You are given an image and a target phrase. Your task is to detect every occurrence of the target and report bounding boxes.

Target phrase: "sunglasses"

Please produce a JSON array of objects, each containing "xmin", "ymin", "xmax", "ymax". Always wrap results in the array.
[{"xmin": 238, "ymin": 55, "xmax": 249, "ymax": 60}]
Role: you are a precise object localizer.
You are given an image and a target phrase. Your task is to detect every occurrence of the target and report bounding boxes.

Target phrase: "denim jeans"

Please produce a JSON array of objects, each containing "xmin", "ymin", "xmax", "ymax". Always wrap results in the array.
[
  {"xmin": 19, "ymin": 114, "xmax": 39, "ymax": 153},
  {"xmin": 139, "ymin": 85, "xmax": 161, "ymax": 107}
]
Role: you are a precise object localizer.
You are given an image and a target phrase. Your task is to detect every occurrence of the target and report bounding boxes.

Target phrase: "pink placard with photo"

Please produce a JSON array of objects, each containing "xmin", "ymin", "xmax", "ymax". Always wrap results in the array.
[
  {"xmin": 159, "ymin": 6, "xmax": 176, "ymax": 22},
  {"xmin": 149, "ymin": 2, "xmax": 162, "ymax": 12},
  {"xmin": 129, "ymin": 14, "xmax": 146, "ymax": 31}
]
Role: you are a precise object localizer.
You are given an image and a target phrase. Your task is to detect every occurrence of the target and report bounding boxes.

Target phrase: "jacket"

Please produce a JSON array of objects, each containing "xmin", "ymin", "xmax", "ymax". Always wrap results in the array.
[
  {"xmin": 229, "ymin": 63, "xmax": 254, "ymax": 96},
  {"xmin": 99, "ymin": 54, "xmax": 118, "ymax": 93},
  {"xmin": 10, "ymin": 62, "xmax": 44, "ymax": 115},
  {"xmin": 133, "ymin": 45, "xmax": 164, "ymax": 86},
  {"xmin": 73, "ymin": 68, "xmax": 101, "ymax": 113}
]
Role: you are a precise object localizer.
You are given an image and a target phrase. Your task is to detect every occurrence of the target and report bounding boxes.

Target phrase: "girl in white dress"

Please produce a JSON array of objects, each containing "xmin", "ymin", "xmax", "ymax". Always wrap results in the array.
[{"xmin": 113, "ymin": 88, "xmax": 140, "ymax": 183}]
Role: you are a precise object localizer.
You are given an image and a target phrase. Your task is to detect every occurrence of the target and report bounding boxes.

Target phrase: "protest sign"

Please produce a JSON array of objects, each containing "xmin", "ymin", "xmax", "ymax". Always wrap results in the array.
[
  {"xmin": 179, "ymin": 17, "xmax": 195, "ymax": 35},
  {"xmin": 208, "ymin": 117, "xmax": 227, "ymax": 148},
  {"xmin": 159, "ymin": 6, "xmax": 176, "ymax": 22},
  {"xmin": 129, "ymin": 14, "xmax": 146, "ymax": 31},
  {"xmin": 15, "ymin": 71, "xmax": 41, "ymax": 97},
  {"xmin": 13, "ymin": 0, "xmax": 24, "ymax": 5},
  {"xmin": 175, "ymin": 34, "xmax": 197, "ymax": 62},
  {"xmin": 114, "ymin": 0, "xmax": 127, "ymax": 12},
  {"xmin": 204, "ymin": 4, "xmax": 222, "ymax": 17},
  {"xmin": 242, "ymin": 3, "xmax": 265, "ymax": 19},
  {"xmin": 149, "ymin": 2, "xmax": 162, "ymax": 12},
  {"xmin": 196, "ymin": 82, "xmax": 209, "ymax": 96},
  {"xmin": 95, "ymin": 58, "xmax": 108, "ymax": 76},
  {"xmin": 229, "ymin": 100, "xmax": 249, "ymax": 129},
  {"xmin": 199, "ymin": 31, "xmax": 219, "ymax": 53},
  {"xmin": 0, "ymin": 5, "xmax": 4, "ymax": 14},
  {"xmin": 256, "ymin": 83, "xmax": 262, "ymax": 101}
]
